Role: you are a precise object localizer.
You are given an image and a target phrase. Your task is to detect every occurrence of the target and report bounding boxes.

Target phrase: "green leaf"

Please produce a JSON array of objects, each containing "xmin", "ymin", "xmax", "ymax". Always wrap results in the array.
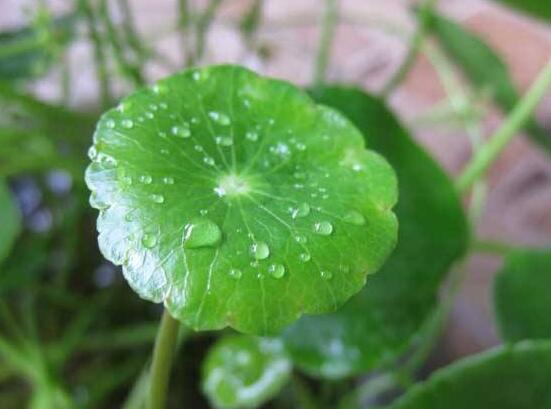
[
  {"xmin": 282, "ymin": 87, "xmax": 468, "ymax": 379},
  {"xmin": 389, "ymin": 341, "xmax": 551, "ymax": 409},
  {"xmin": 85, "ymin": 65, "xmax": 398, "ymax": 335},
  {"xmin": 202, "ymin": 336, "xmax": 291, "ymax": 409},
  {"xmin": 0, "ymin": 179, "xmax": 20, "ymax": 264},
  {"xmin": 494, "ymin": 250, "xmax": 551, "ymax": 342},
  {"xmin": 0, "ymin": 13, "xmax": 76, "ymax": 80},
  {"xmin": 493, "ymin": 0, "xmax": 551, "ymax": 22},
  {"xmin": 428, "ymin": 13, "xmax": 551, "ymax": 153}
]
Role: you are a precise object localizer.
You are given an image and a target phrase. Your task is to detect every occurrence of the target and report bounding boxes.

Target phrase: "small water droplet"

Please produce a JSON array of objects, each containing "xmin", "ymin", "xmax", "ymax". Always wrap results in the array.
[
  {"xmin": 121, "ymin": 119, "xmax": 134, "ymax": 129},
  {"xmin": 171, "ymin": 125, "xmax": 191, "ymax": 138},
  {"xmin": 343, "ymin": 210, "xmax": 365, "ymax": 226},
  {"xmin": 139, "ymin": 174, "xmax": 152, "ymax": 184},
  {"xmin": 294, "ymin": 235, "xmax": 307, "ymax": 244},
  {"xmin": 145, "ymin": 111, "xmax": 154, "ymax": 119},
  {"xmin": 268, "ymin": 263, "xmax": 285, "ymax": 279},
  {"xmin": 151, "ymin": 194, "xmax": 165, "ymax": 204},
  {"xmin": 229, "ymin": 268, "xmax": 242, "ymax": 280},
  {"xmin": 203, "ymin": 156, "xmax": 215, "ymax": 166},
  {"xmin": 245, "ymin": 131, "xmax": 258, "ymax": 141},
  {"xmin": 87, "ymin": 146, "xmax": 97, "ymax": 160},
  {"xmin": 183, "ymin": 219, "xmax": 222, "ymax": 249},
  {"xmin": 208, "ymin": 111, "xmax": 231, "ymax": 126},
  {"xmin": 120, "ymin": 174, "xmax": 133, "ymax": 186},
  {"xmin": 313, "ymin": 221, "xmax": 333, "ymax": 236},
  {"xmin": 299, "ymin": 253, "xmax": 311, "ymax": 262},
  {"xmin": 199, "ymin": 209, "xmax": 208, "ymax": 216},
  {"xmin": 215, "ymin": 135, "xmax": 233, "ymax": 146},
  {"xmin": 162, "ymin": 176, "xmax": 174, "ymax": 185},
  {"xmin": 251, "ymin": 242, "xmax": 270, "ymax": 260},
  {"xmin": 159, "ymin": 102, "xmax": 168, "ymax": 110},
  {"xmin": 125, "ymin": 213, "xmax": 134, "ymax": 222},
  {"xmin": 105, "ymin": 119, "xmax": 115, "ymax": 129},
  {"xmin": 291, "ymin": 203, "xmax": 310, "ymax": 219},
  {"xmin": 320, "ymin": 271, "xmax": 333, "ymax": 280},
  {"xmin": 296, "ymin": 142, "xmax": 306, "ymax": 151},
  {"xmin": 142, "ymin": 233, "xmax": 157, "ymax": 248}
]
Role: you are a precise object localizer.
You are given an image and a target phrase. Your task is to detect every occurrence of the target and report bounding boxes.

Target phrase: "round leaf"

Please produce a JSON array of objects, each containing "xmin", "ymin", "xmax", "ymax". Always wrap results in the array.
[
  {"xmin": 390, "ymin": 341, "xmax": 551, "ymax": 409},
  {"xmin": 85, "ymin": 65, "xmax": 398, "ymax": 335},
  {"xmin": 494, "ymin": 250, "xmax": 551, "ymax": 342},
  {"xmin": 283, "ymin": 87, "xmax": 468, "ymax": 378},
  {"xmin": 202, "ymin": 336, "xmax": 291, "ymax": 409}
]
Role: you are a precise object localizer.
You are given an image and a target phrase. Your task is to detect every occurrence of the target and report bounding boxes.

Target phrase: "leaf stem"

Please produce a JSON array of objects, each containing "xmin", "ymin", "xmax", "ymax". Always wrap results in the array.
[
  {"xmin": 148, "ymin": 308, "xmax": 179, "ymax": 409},
  {"xmin": 192, "ymin": 0, "xmax": 222, "ymax": 65},
  {"xmin": 471, "ymin": 239, "xmax": 516, "ymax": 256},
  {"xmin": 381, "ymin": 0, "xmax": 438, "ymax": 97},
  {"xmin": 456, "ymin": 57, "xmax": 551, "ymax": 192},
  {"xmin": 313, "ymin": 0, "xmax": 338, "ymax": 90}
]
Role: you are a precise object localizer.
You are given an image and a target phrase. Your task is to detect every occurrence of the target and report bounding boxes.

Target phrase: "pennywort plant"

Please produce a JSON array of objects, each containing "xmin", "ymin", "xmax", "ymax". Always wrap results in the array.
[{"xmin": 1, "ymin": 1, "xmax": 551, "ymax": 408}]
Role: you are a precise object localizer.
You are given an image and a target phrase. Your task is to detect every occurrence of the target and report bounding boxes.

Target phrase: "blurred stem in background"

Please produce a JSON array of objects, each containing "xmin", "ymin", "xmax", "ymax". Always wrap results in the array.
[{"xmin": 313, "ymin": 0, "xmax": 338, "ymax": 90}]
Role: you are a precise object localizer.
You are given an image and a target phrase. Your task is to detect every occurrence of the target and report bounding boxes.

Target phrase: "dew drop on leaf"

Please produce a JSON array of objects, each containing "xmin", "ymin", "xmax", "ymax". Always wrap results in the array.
[
  {"xmin": 105, "ymin": 119, "xmax": 115, "ymax": 129},
  {"xmin": 215, "ymin": 135, "xmax": 233, "ymax": 146},
  {"xmin": 320, "ymin": 271, "xmax": 333, "ymax": 280},
  {"xmin": 291, "ymin": 203, "xmax": 310, "ymax": 219},
  {"xmin": 299, "ymin": 253, "xmax": 311, "ymax": 262},
  {"xmin": 162, "ymin": 176, "xmax": 174, "ymax": 185},
  {"xmin": 245, "ymin": 131, "xmax": 258, "ymax": 141},
  {"xmin": 142, "ymin": 233, "xmax": 158, "ymax": 248},
  {"xmin": 151, "ymin": 194, "xmax": 165, "ymax": 204},
  {"xmin": 229, "ymin": 268, "xmax": 242, "ymax": 280},
  {"xmin": 251, "ymin": 242, "xmax": 270, "ymax": 260},
  {"xmin": 208, "ymin": 111, "xmax": 231, "ymax": 126},
  {"xmin": 268, "ymin": 263, "xmax": 286, "ymax": 279},
  {"xmin": 121, "ymin": 119, "xmax": 134, "ymax": 129},
  {"xmin": 313, "ymin": 221, "xmax": 333, "ymax": 236},
  {"xmin": 294, "ymin": 235, "xmax": 307, "ymax": 244},
  {"xmin": 139, "ymin": 174, "xmax": 152, "ymax": 184},
  {"xmin": 343, "ymin": 210, "xmax": 365, "ymax": 226},
  {"xmin": 171, "ymin": 125, "xmax": 191, "ymax": 138},
  {"xmin": 183, "ymin": 219, "xmax": 222, "ymax": 249}
]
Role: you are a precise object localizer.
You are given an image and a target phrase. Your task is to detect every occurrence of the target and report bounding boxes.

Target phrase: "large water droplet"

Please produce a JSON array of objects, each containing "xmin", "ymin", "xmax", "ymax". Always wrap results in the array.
[
  {"xmin": 268, "ymin": 263, "xmax": 285, "ymax": 279},
  {"xmin": 208, "ymin": 111, "xmax": 231, "ymax": 126},
  {"xmin": 171, "ymin": 125, "xmax": 191, "ymax": 138},
  {"xmin": 250, "ymin": 242, "xmax": 270, "ymax": 260},
  {"xmin": 142, "ymin": 233, "xmax": 158, "ymax": 248},
  {"xmin": 183, "ymin": 219, "xmax": 222, "ymax": 249},
  {"xmin": 343, "ymin": 210, "xmax": 365, "ymax": 226},
  {"xmin": 121, "ymin": 119, "xmax": 134, "ymax": 129},
  {"xmin": 291, "ymin": 203, "xmax": 310, "ymax": 219},
  {"xmin": 151, "ymin": 194, "xmax": 165, "ymax": 204},
  {"xmin": 215, "ymin": 135, "xmax": 233, "ymax": 146},
  {"xmin": 313, "ymin": 221, "xmax": 333, "ymax": 236}
]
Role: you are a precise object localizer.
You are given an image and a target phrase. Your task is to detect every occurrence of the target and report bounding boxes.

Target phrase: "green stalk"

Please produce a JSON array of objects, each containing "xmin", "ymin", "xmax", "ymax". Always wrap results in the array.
[
  {"xmin": 313, "ymin": 0, "xmax": 338, "ymax": 90},
  {"xmin": 381, "ymin": 0, "xmax": 438, "ymax": 97},
  {"xmin": 192, "ymin": 0, "xmax": 222, "ymax": 65},
  {"xmin": 148, "ymin": 309, "xmax": 179, "ymax": 409},
  {"xmin": 457, "ymin": 58, "xmax": 551, "ymax": 192}
]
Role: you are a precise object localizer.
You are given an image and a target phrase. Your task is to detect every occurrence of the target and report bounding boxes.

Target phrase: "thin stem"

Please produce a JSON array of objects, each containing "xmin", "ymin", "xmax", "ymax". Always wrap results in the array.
[
  {"xmin": 148, "ymin": 309, "xmax": 179, "ymax": 409},
  {"xmin": 178, "ymin": 0, "xmax": 192, "ymax": 66},
  {"xmin": 192, "ymin": 0, "xmax": 222, "ymax": 65},
  {"xmin": 471, "ymin": 239, "xmax": 516, "ymax": 256},
  {"xmin": 313, "ymin": 0, "xmax": 338, "ymax": 90},
  {"xmin": 457, "ymin": 58, "xmax": 551, "ymax": 192},
  {"xmin": 381, "ymin": 0, "xmax": 438, "ymax": 97}
]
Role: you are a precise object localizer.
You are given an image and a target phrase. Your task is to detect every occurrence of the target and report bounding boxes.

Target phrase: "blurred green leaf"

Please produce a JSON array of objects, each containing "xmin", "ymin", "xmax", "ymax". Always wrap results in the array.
[
  {"xmin": 0, "ymin": 13, "xmax": 77, "ymax": 81},
  {"xmin": 0, "ymin": 180, "xmax": 20, "ymax": 264},
  {"xmin": 389, "ymin": 341, "xmax": 551, "ymax": 409},
  {"xmin": 282, "ymin": 86, "xmax": 468, "ymax": 379},
  {"xmin": 493, "ymin": 0, "xmax": 551, "ymax": 22},
  {"xmin": 85, "ymin": 65, "xmax": 398, "ymax": 335},
  {"xmin": 202, "ymin": 336, "xmax": 291, "ymax": 409},
  {"xmin": 494, "ymin": 250, "xmax": 551, "ymax": 342},
  {"xmin": 428, "ymin": 13, "xmax": 551, "ymax": 153}
]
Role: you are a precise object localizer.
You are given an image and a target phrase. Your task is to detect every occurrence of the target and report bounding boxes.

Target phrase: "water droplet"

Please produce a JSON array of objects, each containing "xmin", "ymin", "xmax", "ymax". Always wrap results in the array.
[
  {"xmin": 291, "ymin": 203, "xmax": 310, "ymax": 219},
  {"xmin": 125, "ymin": 213, "xmax": 134, "ymax": 222},
  {"xmin": 145, "ymin": 111, "xmax": 154, "ymax": 119},
  {"xmin": 313, "ymin": 221, "xmax": 333, "ymax": 236},
  {"xmin": 229, "ymin": 268, "xmax": 242, "ymax": 280},
  {"xmin": 151, "ymin": 194, "xmax": 165, "ymax": 204},
  {"xmin": 183, "ymin": 219, "xmax": 222, "ymax": 249},
  {"xmin": 296, "ymin": 142, "xmax": 306, "ymax": 151},
  {"xmin": 171, "ymin": 125, "xmax": 191, "ymax": 138},
  {"xmin": 245, "ymin": 131, "xmax": 258, "ymax": 141},
  {"xmin": 343, "ymin": 210, "xmax": 365, "ymax": 226},
  {"xmin": 142, "ymin": 233, "xmax": 157, "ymax": 248},
  {"xmin": 139, "ymin": 174, "xmax": 152, "ymax": 184},
  {"xmin": 87, "ymin": 146, "xmax": 97, "ymax": 160},
  {"xmin": 268, "ymin": 263, "xmax": 285, "ymax": 279},
  {"xmin": 162, "ymin": 176, "xmax": 174, "ymax": 185},
  {"xmin": 105, "ymin": 119, "xmax": 115, "ymax": 129},
  {"xmin": 121, "ymin": 119, "xmax": 134, "ymax": 129},
  {"xmin": 159, "ymin": 102, "xmax": 168, "ymax": 110},
  {"xmin": 208, "ymin": 111, "xmax": 231, "ymax": 126},
  {"xmin": 120, "ymin": 174, "xmax": 133, "ymax": 186},
  {"xmin": 320, "ymin": 271, "xmax": 333, "ymax": 280},
  {"xmin": 294, "ymin": 235, "xmax": 307, "ymax": 244},
  {"xmin": 199, "ymin": 209, "xmax": 208, "ymax": 216},
  {"xmin": 299, "ymin": 253, "xmax": 311, "ymax": 262},
  {"xmin": 215, "ymin": 135, "xmax": 233, "ymax": 146},
  {"xmin": 251, "ymin": 242, "xmax": 270, "ymax": 260},
  {"xmin": 203, "ymin": 156, "xmax": 215, "ymax": 166}
]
